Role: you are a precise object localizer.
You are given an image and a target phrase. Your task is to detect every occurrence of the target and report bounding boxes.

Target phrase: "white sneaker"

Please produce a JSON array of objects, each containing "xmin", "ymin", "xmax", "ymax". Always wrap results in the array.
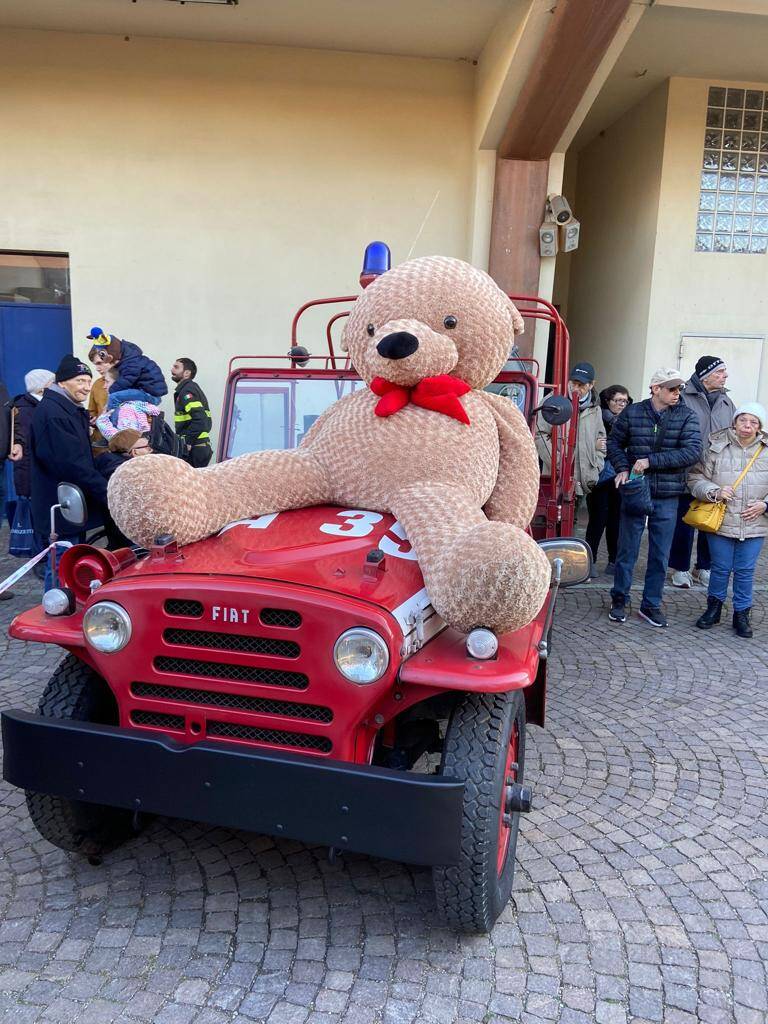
[
  {"xmin": 695, "ymin": 569, "xmax": 711, "ymax": 587},
  {"xmin": 671, "ymin": 570, "xmax": 694, "ymax": 588}
]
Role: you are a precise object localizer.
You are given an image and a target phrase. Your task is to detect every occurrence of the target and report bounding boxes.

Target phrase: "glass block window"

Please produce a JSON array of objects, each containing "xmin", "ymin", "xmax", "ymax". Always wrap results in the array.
[{"xmin": 696, "ymin": 86, "xmax": 768, "ymax": 254}]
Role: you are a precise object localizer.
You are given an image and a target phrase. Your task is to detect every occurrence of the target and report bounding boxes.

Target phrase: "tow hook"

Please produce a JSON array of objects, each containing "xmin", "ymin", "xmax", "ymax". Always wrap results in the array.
[{"xmin": 505, "ymin": 782, "xmax": 533, "ymax": 814}]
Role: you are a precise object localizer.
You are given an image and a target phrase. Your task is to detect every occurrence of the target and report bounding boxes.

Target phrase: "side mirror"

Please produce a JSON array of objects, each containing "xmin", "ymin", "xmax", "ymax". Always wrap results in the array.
[
  {"xmin": 57, "ymin": 483, "xmax": 87, "ymax": 529},
  {"xmin": 538, "ymin": 538, "xmax": 591, "ymax": 587},
  {"xmin": 540, "ymin": 395, "xmax": 573, "ymax": 426}
]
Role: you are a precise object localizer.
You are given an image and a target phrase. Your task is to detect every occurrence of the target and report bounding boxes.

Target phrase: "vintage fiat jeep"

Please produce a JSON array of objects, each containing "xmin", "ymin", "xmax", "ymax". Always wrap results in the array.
[{"xmin": 1, "ymin": 285, "xmax": 587, "ymax": 933}]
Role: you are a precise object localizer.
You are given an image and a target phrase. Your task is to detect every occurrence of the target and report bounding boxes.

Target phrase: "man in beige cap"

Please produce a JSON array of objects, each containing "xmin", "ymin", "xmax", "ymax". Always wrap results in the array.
[{"xmin": 606, "ymin": 368, "xmax": 701, "ymax": 627}]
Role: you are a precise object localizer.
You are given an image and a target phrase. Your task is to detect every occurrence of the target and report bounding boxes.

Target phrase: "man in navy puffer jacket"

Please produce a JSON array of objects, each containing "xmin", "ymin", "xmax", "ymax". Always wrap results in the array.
[{"xmin": 606, "ymin": 367, "xmax": 700, "ymax": 627}]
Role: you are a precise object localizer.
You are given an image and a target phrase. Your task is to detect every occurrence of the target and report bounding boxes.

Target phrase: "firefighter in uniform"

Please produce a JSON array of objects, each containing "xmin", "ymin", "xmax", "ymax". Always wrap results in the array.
[{"xmin": 170, "ymin": 358, "xmax": 213, "ymax": 468}]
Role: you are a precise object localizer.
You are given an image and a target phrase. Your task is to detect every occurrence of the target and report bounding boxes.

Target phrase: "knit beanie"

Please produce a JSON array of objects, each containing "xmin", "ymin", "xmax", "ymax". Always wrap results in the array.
[
  {"xmin": 25, "ymin": 368, "xmax": 55, "ymax": 394},
  {"xmin": 108, "ymin": 428, "xmax": 143, "ymax": 454},
  {"xmin": 55, "ymin": 354, "xmax": 92, "ymax": 383},
  {"xmin": 733, "ymin": 403, "xmax": 767, "ymax": 430},
  {"xmin": 695, "ymin": 355, "xmax": 726, "ymax": 380}
]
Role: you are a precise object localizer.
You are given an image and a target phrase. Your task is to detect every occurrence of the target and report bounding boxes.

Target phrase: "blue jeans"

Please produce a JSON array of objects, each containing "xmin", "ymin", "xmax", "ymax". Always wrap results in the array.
[
  {"xmin": 611, "ymin": 496, "xmax": 678, "ymax": 609},
  {"xmin": 707, "ymin": 534, "xmax": 764, "ymax": 611},
  {"xmin": 106, "ymin": 389, "xmax": 161, "ymax": 411},
  {"xmin": 668, "ymin": 493, "xmax": 711, "ymax": 572}
]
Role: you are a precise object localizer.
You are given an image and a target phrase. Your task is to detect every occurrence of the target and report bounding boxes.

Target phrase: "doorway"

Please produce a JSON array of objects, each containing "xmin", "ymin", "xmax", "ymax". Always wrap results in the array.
[{"xmin": 0, "ymin": 251, "xmax": 73, "ymax": 516}]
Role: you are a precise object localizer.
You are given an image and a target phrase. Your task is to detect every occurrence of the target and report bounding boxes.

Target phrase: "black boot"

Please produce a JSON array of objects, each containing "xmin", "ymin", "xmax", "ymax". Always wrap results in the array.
[
  {"xmin": 733, "ymin": 608, "xmax": 753, "ymax": 639},
  {"xmin": 696, "ymin": 596, "xmax": 723, "ymax": 629}
]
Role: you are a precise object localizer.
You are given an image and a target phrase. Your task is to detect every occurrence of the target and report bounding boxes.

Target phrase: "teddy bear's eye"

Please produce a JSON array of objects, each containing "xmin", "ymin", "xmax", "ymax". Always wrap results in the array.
[
  {"xmin": 366, "ymin": 323, "xmax": 375, "ymax": 337},
  {"xmin": 443, "ymin": 315, "xmax": 458, "ymax": 329}
]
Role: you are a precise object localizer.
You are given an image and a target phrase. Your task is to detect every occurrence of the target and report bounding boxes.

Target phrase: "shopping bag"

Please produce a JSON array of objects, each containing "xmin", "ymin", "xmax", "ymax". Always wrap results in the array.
[{"xmin": 8, "ymin": 495, "xmax": 34, "ymax": 558}]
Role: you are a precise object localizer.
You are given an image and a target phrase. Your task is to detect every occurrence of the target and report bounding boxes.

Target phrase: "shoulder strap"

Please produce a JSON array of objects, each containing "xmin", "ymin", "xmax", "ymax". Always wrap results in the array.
[
  {"xmin": 733, "ymin": 445, "xmax": 763, "ymax": 490},
  {"xmin": 653, "ymin": 407, "xmax": 672, "ymax": 452}
]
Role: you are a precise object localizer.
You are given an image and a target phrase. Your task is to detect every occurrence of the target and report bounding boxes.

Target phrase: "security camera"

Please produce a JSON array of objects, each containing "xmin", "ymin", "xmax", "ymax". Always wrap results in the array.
[
  {"xmin": 539, "ymin": 223, "xmax": 558, "ymax": 258},
  {"xmin": 548, "ymin": 195, "xmax": 573, "ymax": 226}
]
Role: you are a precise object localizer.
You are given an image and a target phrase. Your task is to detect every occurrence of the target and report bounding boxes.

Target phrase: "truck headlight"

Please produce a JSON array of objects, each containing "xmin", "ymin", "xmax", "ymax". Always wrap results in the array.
[
  {"xmin": 334, "ymin": 628, "xmax": 389, "ymax": 684},
  {"xmin": 83, "ymin": 601, "xmax": 132, "ymax": 654}
]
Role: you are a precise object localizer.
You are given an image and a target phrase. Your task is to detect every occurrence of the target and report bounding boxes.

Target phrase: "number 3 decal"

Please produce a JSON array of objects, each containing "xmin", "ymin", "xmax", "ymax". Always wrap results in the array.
[
  {"xmin": 319, "ymin": 510, "xmax": 383, "ymax": 537},
  {"xmin": 379, "ymin": 520, "xmax": 418, "ymax": 561}
]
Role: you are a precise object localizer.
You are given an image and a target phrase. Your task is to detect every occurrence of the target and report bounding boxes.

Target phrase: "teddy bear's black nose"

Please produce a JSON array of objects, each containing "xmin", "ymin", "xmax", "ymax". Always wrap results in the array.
[{"xmin": 376, "ymin": 332, "xmax": 419, "ymax": 360}]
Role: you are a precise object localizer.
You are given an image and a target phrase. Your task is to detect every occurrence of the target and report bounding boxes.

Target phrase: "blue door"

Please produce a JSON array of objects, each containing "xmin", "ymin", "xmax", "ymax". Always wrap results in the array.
[{"xmin": 0, "ymin": 303, "xmax": 73, "ymax": 516}]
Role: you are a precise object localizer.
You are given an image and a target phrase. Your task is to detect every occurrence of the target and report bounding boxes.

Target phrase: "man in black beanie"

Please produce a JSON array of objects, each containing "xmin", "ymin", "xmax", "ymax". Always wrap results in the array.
[
  {"xmin": 669, "ymin": 354, "xmax": 735, "ymax": 589},
  {"xmin": 29, "ymin": 355, "xmax": 111, "ymax": 587}
]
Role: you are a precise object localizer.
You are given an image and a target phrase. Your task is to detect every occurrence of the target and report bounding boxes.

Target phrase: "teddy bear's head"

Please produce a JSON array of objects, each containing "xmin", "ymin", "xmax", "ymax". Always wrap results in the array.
[{"xmin": 341, "ymin": 255, "xmax": 524, "ymax": 390}]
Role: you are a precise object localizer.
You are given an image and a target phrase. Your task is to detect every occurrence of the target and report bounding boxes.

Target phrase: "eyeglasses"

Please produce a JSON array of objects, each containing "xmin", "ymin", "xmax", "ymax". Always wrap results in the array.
[
  {"xmin": 130, "ymin": 443, "xmax": 150, "ymax": 454},
  {"xmin": 610, "ymin": 397, "xmax": 629, "ymax": 406}
]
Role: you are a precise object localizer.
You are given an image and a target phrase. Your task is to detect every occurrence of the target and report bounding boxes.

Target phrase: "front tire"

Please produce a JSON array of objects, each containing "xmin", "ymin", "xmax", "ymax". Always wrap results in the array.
[
  {"xmin": 26, "ymin": 654, "xmax": 136, "ymax": 857},
  {"xmin": 433, "ymin": 689, "xmax": 526, "ymax": 932}
]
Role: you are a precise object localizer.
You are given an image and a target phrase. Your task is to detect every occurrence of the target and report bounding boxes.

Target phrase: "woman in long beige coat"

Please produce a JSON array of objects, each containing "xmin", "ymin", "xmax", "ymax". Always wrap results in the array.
[{"xmin": 687, "ymin": 403, "xmax": 768, "ymax": 637}]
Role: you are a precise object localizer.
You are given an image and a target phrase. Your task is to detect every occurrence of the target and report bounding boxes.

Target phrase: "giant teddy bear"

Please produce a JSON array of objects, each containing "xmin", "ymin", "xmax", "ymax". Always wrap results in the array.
[{"xmin": 108, "ymin": 256, "xmax": 552, "ymax": 633}]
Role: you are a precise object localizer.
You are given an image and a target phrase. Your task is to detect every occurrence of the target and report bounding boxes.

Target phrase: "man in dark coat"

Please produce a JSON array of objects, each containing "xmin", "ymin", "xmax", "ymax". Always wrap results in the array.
[
  {"xmin": 606, "ymin": 367, "xmax": 701, "ymax": 628},
  {"xmin": 30, "ymin": 355, "xmax": 110, "ymax": 558},
  {"xmin": 668, "ymin": 355, "xmax": 735, "ymax": 589}
]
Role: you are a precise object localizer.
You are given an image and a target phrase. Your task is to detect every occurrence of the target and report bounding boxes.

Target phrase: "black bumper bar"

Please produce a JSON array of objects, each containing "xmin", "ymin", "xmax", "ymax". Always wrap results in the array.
[{"xmin": 1, "ymin": 710, "xmax": 464, "ymax": 866}]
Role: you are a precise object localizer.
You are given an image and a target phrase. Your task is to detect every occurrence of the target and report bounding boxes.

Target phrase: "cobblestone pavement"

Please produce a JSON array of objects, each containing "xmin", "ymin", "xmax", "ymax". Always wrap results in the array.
[{"xmin": 1, "ymin": 528, "xmax": 768, "ymax": 1024}]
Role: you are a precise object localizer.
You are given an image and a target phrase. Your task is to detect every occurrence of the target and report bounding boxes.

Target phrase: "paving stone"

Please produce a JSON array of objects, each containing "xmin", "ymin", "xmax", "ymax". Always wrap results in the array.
[{"xmin": 1, "ymin": 530, "xmax": 767, "ymax": 1024}]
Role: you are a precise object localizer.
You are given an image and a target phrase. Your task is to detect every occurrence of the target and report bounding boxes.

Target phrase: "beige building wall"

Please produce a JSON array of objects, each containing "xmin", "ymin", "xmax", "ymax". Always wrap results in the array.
[
  {"xmin": 0, "ymin": 29, "xmax": 475, "ymax": 449},
  {"xmin": 645, "ymin": 76, "xmax": 768, "ymax": 406},
  {"xmin": 564, "ymin": 83, "xmax": 669, "ymax": 397}
]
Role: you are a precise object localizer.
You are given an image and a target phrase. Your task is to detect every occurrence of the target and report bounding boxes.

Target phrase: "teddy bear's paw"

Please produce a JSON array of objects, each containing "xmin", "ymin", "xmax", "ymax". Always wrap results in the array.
[
  {"xmin": 108, "ymin": 454, "xmax": 197, "ymax": 548},
  {"xmin": 429, "ymin": 522, "xmax": 551, "ymax": 634}
]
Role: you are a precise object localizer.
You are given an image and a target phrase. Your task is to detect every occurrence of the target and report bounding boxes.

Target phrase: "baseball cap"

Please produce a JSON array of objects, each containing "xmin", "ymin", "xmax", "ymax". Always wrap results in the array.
[
  {"xmin": 568, "ymin": 362, "xmax": 595, "ymax": 384},
  {"xmin": 649, "ymin": 367, "xmax": 685, "ymax": 388}
]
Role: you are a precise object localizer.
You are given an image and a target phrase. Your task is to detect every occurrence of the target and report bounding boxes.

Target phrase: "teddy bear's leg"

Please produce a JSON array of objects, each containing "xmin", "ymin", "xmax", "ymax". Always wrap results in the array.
[
  {"xmin": 108, "ymin": 449, "xmax": 331, "ymax": 548},
  {"xmin": 391, "ymin": 483, "xmax": 552, "ymax": 635}
]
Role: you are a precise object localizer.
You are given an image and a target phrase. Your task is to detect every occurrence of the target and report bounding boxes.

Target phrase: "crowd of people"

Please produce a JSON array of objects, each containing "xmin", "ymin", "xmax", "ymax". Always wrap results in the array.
[
  {"xmin": 0, "ymin": 328, "xmax": 213, "ymax": 597},
  {"xmin": 561, "ymin": 356, "xmax": 768, "ymax": 638}
]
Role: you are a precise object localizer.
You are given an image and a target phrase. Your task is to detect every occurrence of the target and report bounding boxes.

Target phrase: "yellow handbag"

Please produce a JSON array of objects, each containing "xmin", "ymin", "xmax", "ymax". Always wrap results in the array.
[{"xmin": 684, "ymin": 445, "xmax": 763, "ymax": 534}]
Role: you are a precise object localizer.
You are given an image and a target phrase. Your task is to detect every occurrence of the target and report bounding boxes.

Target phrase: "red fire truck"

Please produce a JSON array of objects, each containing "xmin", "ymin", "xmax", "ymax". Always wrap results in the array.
[{"xmin": 2, "ymin": 264, "xmax": 588, "ymax": 933}]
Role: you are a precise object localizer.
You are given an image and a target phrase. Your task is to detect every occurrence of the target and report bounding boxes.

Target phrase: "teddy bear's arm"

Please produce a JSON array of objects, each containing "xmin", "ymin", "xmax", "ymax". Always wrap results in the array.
[
  {"xmin": 108, "ymin": 447, "xmax": 332, "ymax": 548},
  {"xmin": 477, "ymin": 391, "xmax": 540, "ymax": 529}
]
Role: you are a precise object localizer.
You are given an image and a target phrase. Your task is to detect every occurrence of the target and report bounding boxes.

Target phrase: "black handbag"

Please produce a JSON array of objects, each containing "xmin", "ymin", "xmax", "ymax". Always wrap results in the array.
[{"xmin": 619, "ymin": 475, "xmax": 653, "ymax": 517}]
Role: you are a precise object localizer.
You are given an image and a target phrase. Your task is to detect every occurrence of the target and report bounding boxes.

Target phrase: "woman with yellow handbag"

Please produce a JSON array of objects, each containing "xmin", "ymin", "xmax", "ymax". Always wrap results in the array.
[{"xmin": 688, "ymin": 403, "xmax": 768, "ymax": 637}]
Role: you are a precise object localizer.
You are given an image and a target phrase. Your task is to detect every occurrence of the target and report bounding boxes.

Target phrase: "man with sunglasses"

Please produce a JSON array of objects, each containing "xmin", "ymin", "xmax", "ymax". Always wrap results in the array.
[{"xmin": 607, "ymin": 368, "xmax": 701, "ymax": 627}]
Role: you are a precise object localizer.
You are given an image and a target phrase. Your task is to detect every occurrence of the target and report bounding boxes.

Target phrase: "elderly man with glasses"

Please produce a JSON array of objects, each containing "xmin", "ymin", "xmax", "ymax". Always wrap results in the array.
[{"xmin": 606, "ymin": 368, "xmax": 701, "ymax": 628}]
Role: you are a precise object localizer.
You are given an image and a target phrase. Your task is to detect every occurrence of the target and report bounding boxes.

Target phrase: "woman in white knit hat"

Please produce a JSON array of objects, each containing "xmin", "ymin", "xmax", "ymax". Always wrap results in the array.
[
  {"xmin": 687, "ymin": 402, "xmax": 768, "ymax": 637},
  {"xmin": 9, "ymin": 370, "xmax": 55, "ymax": 584}
]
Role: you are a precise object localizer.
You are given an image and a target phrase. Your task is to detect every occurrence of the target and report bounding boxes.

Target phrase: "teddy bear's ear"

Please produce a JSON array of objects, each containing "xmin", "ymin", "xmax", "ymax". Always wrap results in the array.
[{"xmin": 510, "ymin": 302, "xmax": 525, "ymax": 336}]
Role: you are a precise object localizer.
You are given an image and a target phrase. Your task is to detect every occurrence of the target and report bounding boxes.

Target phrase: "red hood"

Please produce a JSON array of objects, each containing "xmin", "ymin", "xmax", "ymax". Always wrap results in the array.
[{"xmin": 118, "ymin": 506, "xmax": 433, "ymax": 629}]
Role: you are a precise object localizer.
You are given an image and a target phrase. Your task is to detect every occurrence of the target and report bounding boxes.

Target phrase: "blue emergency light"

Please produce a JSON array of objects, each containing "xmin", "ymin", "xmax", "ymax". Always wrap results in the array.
[{"xmin": 360, "ymin": 241, "xmax": 391, "ymax": 288}]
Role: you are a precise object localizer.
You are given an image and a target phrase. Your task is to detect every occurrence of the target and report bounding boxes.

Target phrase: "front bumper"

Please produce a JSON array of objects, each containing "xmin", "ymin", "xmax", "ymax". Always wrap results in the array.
[{"xmin": 1, "ymin": 710, "xmax": 464, "ymax": 866}]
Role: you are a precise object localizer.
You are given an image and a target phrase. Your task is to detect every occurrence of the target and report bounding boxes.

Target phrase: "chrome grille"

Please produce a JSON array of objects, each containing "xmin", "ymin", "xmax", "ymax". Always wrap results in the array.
[
  {"xmin": 132, "ymin": 682, "xmax": 332, "ymax": 722},
  {"xmin": 154, "ymin": 655, "xmax": 308, "ymax": 689},
  {"xmin": 260, "ymin": 608, "xmax": 302, "ymax": 628},
  {"xmin": 207, "ymin": 719, "xmax": 331, "ymax": 753},
  {"xmin": 132, "ymin": 709, "xmax": 185, "ymax": 730},
  {"xmin": 164, "ymin": 628, "xmax": 299, "ymax": 659},
  {"xmin": 164, "ymin": 599, "xmax": 203, "ymax": 617}
]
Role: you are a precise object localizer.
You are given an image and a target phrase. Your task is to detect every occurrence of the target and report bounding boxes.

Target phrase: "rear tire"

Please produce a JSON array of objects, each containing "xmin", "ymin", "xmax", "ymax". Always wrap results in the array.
[
  {"xmin": 25, "ymin": 654, "xmax": 136, "ymax": 857},
  {"xmin": 433, "ymin": 689, "xmax": 526, "ymax": 932}
]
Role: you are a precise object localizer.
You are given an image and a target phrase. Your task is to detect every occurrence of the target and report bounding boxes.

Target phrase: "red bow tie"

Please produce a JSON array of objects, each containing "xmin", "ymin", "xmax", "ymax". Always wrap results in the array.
[{"xmin": 370, "ymin": 374, "xmax": 471, "ymax": 425}]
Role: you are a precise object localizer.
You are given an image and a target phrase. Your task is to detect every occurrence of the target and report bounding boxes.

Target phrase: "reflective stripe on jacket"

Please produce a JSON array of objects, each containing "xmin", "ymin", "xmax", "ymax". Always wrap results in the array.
[{"xmin": 174, "ymin": 379, "xmax": 212, "ymax": 445}]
